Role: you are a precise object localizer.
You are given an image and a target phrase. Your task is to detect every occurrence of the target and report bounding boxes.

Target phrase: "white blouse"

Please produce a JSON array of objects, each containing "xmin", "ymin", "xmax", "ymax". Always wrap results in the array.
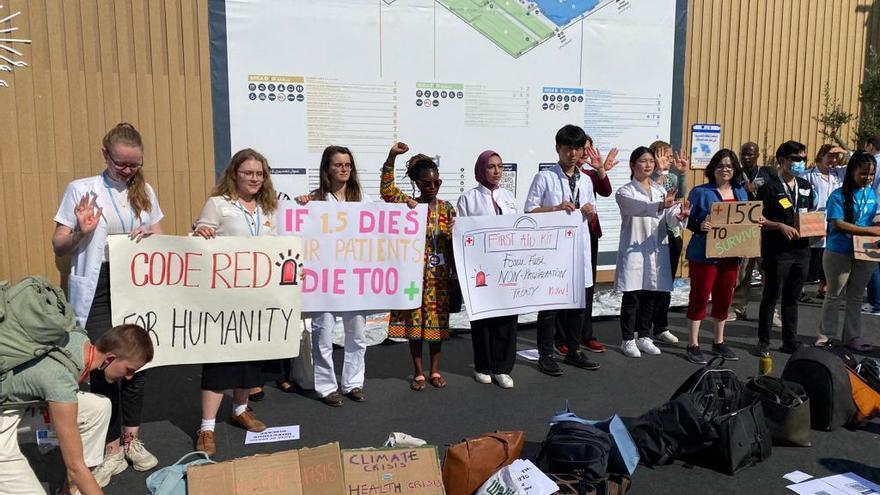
[{"xmin": 194, "ymin": 196, "xmax": 276, "ymax": 237}]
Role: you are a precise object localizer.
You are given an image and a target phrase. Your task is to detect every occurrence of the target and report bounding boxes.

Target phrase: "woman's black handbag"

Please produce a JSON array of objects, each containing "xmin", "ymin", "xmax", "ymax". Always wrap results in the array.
[{"xmin": 746, "ymin": 375, "xmax": 811, "ymax": 447}]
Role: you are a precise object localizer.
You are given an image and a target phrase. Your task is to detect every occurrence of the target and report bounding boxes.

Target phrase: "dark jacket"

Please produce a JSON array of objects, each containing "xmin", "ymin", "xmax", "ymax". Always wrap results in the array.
[{"xmin": 757, "ymin": 174, "xmax": 815, "ymax": 255}]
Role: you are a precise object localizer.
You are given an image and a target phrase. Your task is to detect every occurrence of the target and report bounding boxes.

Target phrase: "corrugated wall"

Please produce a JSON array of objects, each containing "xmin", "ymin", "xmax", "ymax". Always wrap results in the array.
[{"xmin": 1, "ymin": 0, "xmax": 878, "ymax": 283}]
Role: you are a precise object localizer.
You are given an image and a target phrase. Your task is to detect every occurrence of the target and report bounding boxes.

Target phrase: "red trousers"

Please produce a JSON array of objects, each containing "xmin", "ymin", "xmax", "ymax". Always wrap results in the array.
[{"xmin": 687, "ymin": 259, "xmax": 740, "ymax": 321}]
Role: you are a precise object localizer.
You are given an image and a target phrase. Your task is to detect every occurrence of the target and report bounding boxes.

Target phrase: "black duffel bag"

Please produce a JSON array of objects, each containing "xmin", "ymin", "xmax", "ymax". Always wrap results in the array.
[
  {"xmin": 746, "ymin": 375, "xmax": 811, "ymax": 447},
  {"xmin": 707, "ymin": 393, "xmax": 772, "ymax": 475}
]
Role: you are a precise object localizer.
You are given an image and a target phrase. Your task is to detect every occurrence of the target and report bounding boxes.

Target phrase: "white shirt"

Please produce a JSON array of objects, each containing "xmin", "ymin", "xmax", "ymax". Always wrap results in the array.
[
  {"xmin": 613, "ymin": 180, "xmax": 684, "ymax": 293},
  {"xmin": 804, "ymin": 167, "xmax": 844, "ymax": 248},
  {"xmin": 194, "ymin": 196, "xmax": 276, "ymax": 237},
  {"xmin": 456, "ymin": 185, "xmax": 517, "ymax": 216},
  {"xmin": 523, "ymin": 164, "xmax": 595, "ymax": 288},
  {"xmin": 54, "ymin": 174, "xmax": 163, "ymax": 326},
  {"xmin": 323, "ymin": 191, "xmax": 373, "ymax": 203}
]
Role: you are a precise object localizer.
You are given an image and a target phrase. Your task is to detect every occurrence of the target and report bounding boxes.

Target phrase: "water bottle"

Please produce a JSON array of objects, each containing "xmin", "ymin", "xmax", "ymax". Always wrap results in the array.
[{"xmin": 759, "ymin": 353, "xmax": 773, "ymax": 375}]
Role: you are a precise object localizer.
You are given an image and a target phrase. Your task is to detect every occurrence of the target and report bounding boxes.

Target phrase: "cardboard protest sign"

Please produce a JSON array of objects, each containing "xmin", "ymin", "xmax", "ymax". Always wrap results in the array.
[
  {"xmin": 797, "ymin": 211, "xmax": 826, "ymax": 237},
  {"xmin": 109, "ymin": 235, "xmax": 302, "ymax": 369},
  {"xmin": 452, "ymin": 212, "xmax": 584, "ymax": 320},
  {"xmin": 277, "ymin": 201, "xmax": 428, "ymax": 312},
  {"xmin": 706, "ymin": 201, "xmax": 763, "ymax": 258},
  {"xmin": 854, "ymin": 236, "xmax": 880, "ymax": 261},
  {"xmin": 188, "ymin": 442, "xmax": 344, "ymax": 495},
  {"xmin": 342, "ymin": 447, "xmax": 444, "ymax": 495}
]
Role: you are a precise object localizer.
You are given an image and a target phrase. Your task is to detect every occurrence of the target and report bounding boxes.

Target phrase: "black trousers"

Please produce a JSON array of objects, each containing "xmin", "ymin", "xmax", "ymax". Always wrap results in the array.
[
  {"xmin": 471, "ymin": 315, "xmax": 518, "ymax": 374},
  {"xmin": 86, "ymin": 263, "xmax": 146, "ymax": 444},
  {"xmin": 620, "ymin": 290, "xmax": 662, "ymax": 341},
  {"xmin": 539, "ymin": 308, "xmax": 584, "ymax": 358},
  {"xmin": 652, "ymin": 233, "xmax": 683, "ymax": 333},
  {"xmin": 759, "ymin": 249, "xmax": 809, "ymax": 344},
  {"xmin": 808, "ymin": 247, "xmax": 826, "ymax": 284},
  {"xmin": 556, "ymin": 231, "xmax": 599, "ymax": 345}
]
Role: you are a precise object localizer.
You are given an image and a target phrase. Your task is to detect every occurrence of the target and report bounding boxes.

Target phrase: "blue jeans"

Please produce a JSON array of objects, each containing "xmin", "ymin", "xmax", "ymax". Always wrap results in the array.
[{"xmin": 868, "ymin": 265, "xmax": 880, "ymax": 311}]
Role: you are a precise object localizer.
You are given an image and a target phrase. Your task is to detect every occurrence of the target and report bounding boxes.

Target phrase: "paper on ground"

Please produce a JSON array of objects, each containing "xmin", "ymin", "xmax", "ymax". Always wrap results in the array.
[
  {"xmin": 511, "ymin": 460, "xmax": 558, "ymax": 495},
  {"xmin": 516, "ymin": 349, "xmax": 540, "ymax": 361},
  {"xmin": 784, "ymin": 471, "xmax": 814, "ymax": 483},
  {"xmin": 787, "ymin": 473, "xmax": 880, "ymax": 495},
  {"xmin": 244, "ymin": 425, "xmax": 300, "ymax": 445}
]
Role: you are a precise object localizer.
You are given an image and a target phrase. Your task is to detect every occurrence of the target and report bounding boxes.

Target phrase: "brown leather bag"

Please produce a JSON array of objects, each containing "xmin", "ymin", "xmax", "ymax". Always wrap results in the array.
[{"xmin": 442, "ymin": 430, "xmax": 525, "ymax": 495}]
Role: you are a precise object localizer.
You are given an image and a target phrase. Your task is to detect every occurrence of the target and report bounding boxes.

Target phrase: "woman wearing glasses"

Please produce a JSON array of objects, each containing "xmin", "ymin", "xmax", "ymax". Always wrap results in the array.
[
  {"xmin": 381, "ymin": 142, "xmax": 455, "ymax": 391},
  {"xmin": 295, "ymin": 146, "xmax": 371, "ymax": 406},
  {"xmin": 52, "ymin": 123, "xmax": 163, "ymax": 486},
  {"xmin": 192, "ymin": 148, "xmax": 279, "ymax": 456}
]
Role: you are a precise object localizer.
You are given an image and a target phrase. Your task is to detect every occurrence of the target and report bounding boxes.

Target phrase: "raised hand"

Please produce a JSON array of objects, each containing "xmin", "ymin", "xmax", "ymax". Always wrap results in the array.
[
  {"xmin": 661, "ymin": 188, "xmax": 678, "ymax": 209},
  {"xmin": 389, "ymin": 142, "xmax": 409, "ymax": 156},
  {"xmin": 74, "ymin": 194, "xmax": 102, "ymax": 235},
  {"xmin": 603, "ymin": 148, "xmax": 620, "ymax": 171},
  {"xmin": 673, "ymin": 151, "xmax": 690, "ymax": 174},
  {"xmin": 583, "ymin": 146, "xmax": 602, "ymax": 170},
  {"xmin": 677, "ymin": 200, "xmax": 692, "ymax": 220}
]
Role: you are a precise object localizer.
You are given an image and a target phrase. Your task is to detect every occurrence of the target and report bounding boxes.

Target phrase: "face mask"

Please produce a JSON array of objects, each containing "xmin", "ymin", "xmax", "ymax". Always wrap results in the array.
[{"xmin": 791, "ymin": 161, "xmax": 806, "ymax": 175}]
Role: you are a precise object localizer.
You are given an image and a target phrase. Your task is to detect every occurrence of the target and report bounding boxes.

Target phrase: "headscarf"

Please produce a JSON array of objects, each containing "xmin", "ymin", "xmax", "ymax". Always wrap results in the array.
[{"xmin": 474, "ymin": 150, "xmax": 501, "ymax": 190}]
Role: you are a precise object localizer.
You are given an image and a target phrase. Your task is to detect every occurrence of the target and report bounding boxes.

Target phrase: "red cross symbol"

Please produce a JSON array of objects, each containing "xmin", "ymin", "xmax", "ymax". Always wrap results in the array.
[
  {"xmin": 465, "ymin": 236, "xmax": 474, "ymax": 246},
  {"xmin": 565, "ymin": 229, "xmax": 574, "ymax": 238},
  {"xmin": 712, "ymin": 204, "xmax": 724, "ymax": 216}
]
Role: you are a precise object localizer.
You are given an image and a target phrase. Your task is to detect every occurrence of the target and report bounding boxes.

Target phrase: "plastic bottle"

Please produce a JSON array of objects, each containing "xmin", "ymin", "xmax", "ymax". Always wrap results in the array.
[{"xmin": 759, "ymin": 353, "xmax": 773, "ymax": 375}]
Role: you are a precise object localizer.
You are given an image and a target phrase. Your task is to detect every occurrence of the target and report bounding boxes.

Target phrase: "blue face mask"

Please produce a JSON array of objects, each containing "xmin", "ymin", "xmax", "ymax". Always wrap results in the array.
[{"xmin": 791, "ymin": 161, "xmax": 806, "ymax": 175}]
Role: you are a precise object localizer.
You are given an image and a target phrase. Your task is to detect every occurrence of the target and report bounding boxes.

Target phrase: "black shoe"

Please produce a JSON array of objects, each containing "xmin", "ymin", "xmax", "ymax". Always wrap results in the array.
[
  {"xmin": 753, "ymin": 342, "xmax": 770, "ymax": 357},
  {"xmin": 537, "ymin": 356, "xmax": 563, "ymax": 377},
  {"xmin": 248, "ymin": 390, "xmax": 265, "ymax": 402},
  {"xmin": 563, "ymin": 350, "xmax": 600, "ymax": 370},
  {"xmin": 321, "ymin": 392, "xmax": 344, "ymax": 407},
  {"xmin": 780, "ymin": 340, "xmax": 803, "ymax": 354},
  {"xmin": 345, "ymin": 388, "xmax": 366, "ymax": 402},
  {"xmin": 686, "ymin": 345, "xmax": 707, "ymax": 364},
  {"xmin": 711, "ymin": 342, "xmax": 739, "ymax": 361}
]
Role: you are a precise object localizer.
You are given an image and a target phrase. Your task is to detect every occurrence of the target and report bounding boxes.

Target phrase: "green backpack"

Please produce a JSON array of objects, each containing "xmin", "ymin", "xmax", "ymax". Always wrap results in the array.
[{"xmin": 0, "ymin": 276, "xmax": 83, "ymax": 407}]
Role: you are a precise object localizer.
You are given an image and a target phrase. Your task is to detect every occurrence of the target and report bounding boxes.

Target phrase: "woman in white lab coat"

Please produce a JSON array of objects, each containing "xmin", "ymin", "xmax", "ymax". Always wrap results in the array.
[
  {"xmin": 52, "ymin": 123, "xmax": 163, "ymax": 485},
  {"xmin": 456, "ymin": 150, "xmax": 519, "ymax": 389},
  {"xmin": 614, "ymin": 146, "xmax": 690, "ymax": 358}
]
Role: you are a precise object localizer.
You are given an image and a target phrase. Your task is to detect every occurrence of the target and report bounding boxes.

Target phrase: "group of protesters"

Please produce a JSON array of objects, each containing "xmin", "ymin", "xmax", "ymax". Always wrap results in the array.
[{"xmin": 2, "ymin": 121, "xmax": 879, "ymax": 494}]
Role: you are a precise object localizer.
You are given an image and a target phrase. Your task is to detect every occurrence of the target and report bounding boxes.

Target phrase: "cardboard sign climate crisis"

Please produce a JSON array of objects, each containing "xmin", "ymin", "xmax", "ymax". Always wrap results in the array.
[{"xmin": 706, "ymin": 201, "xmax": 763, "ymax": 258}]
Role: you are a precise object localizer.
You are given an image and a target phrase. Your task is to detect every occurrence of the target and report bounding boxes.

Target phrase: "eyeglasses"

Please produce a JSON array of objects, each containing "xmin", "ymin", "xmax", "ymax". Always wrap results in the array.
[
  {"xmin": 416, "ymin": 179, "xmax": 442, "ymax": 188},
  {"xmin": 717, "ymin": 164, "xmax": 735, "ymax": 170},
  {"xmin": 105, "ymin": 151, "xmax": 143, "ymax": 171},
  {"xmin": 238, "ymin": 170, "xmax": 265, "ymax": 179},
  {"xmin": 331, "ymin": 163, "xmax": 353, "ymax": 170},
  {"xmin": 787, "ymin": 155, "xmax": 807, "ymax": 162}
]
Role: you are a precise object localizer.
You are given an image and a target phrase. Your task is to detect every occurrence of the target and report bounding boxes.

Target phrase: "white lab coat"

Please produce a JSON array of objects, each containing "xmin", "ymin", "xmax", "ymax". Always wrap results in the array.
[
  {"xmin": 54, "ymin": 175, "xmax": 163, "ymax": 327},
  {"xmin": 614, "ymin": 180, "xmax": 684, "ymax": 293},
  {"xmin": 456, "ymin": 185, "xmax": 518, "ymax": 216},
  {"xmin": 523, "ymin": 164, "xmax": 594, "ymax": 288}
]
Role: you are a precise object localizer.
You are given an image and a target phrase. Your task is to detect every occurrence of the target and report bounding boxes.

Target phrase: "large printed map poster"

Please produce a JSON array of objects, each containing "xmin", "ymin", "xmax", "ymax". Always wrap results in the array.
[{"xmin": 217, "ymin": 0, "xmax": 682, "ymax": 270}]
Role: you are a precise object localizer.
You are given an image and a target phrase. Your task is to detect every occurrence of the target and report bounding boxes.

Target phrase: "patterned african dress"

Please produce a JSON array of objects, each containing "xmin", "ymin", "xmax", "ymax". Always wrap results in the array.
[{"xmin": 380, "ymin": 164, "xmax": 455, "ymax": 341}]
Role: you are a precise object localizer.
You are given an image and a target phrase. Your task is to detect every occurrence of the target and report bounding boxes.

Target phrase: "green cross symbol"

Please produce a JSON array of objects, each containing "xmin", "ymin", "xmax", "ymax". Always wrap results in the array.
[{"xmin": 404, "ymin": 281, "xmax": 420, "ymax": 300}]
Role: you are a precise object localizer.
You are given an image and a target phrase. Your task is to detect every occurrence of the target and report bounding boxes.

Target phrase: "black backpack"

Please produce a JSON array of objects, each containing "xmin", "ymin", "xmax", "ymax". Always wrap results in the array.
[
  {"xmin": 623, "ymin": 394, "xmax": 716, "ymax": 467},
  {"xmin": 536, "ymin": 421, "xmax": 612, "ymax": 481},
  {"xmin": 670, "ymin": 357, "xmax": 744, "ymax": 421},
  {"xmin": 781, "ymin": 346, "xmax": 856, "ymax": 431}
]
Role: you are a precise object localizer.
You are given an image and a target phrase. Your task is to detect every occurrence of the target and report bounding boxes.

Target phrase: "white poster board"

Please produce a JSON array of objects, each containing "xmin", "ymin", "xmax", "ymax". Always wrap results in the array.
[
  {"xmin": 690, "ymin": 123, "xmax": 722, "ymax": 169},
  {"xmin": 453, "ymin": 211, "xmax": 584, "ymax": 320},
  {"xmin": 276, "ymin": 201, "xmax": 428, "ymax": 312},
  {"xmin": 109, "ymin": 235, "xmax": 303, "ymax": 369}
]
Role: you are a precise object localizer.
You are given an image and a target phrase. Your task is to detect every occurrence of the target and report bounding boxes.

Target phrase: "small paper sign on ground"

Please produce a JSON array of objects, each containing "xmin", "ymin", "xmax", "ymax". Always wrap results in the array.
[
  {"xmin": 854, "ymin": 236, "xmax": 880, "ymax": 261},
  {"xmin": 516, "ymin": 349, "xmax": 540, "ymax": 361},
  {"xmin": 245, "ymin": 425, "xmax": 301, "ymax": 445}
]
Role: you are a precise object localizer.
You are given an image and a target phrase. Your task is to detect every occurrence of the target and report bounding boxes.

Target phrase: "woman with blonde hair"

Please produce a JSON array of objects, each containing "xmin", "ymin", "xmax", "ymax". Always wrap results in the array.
[
  {"xmin": 192, "ymin": 148, "xmax": 279, "ymax": 456},
  {"xmin": 52, "ymin": 122, "xmax": 163, "ymax": 486}
]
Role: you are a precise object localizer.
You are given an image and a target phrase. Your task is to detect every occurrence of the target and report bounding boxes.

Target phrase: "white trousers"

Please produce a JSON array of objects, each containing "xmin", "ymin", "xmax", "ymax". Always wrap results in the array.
[
  {"xmin": 310, "ymin": 312, "xmax": 367, "ymax": 397},
  {"xmin": 0, "ymin": 392, "xmax": 111, "ymax": 495}
]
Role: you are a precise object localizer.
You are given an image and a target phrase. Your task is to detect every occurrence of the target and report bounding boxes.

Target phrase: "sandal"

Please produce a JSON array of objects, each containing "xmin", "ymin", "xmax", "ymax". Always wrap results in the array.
[
  {"xmin": 429, "ymin": 373, "xmax": 447, "ymax": 389},
  {"xmin": 276, "ymin": 379, "xmax": 298, "ymax": 393},
  {"xmin": 410, "ymin": 375, "xmax": 426, "ymax": 391},
  {"xmin": 847, "ymin": 336, "xmax": 872, "ymax": 353}
]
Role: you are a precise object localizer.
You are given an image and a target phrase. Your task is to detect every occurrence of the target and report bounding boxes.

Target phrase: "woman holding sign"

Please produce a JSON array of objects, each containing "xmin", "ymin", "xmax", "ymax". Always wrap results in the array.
[
  {"xmin": 381, "ymin": 142, "xmax": 455, "ymax": 391},
  {"xmin": 192, "ymin": 148, "xmax": 278, "ymax": 456},
  {"xmin": 817, "ymin": 151, "xmax": 880, "ymax": 351},
  {"xmin": 51, "ymin": 123, "xmax": 163, "ymax": 485},
  {"xmin": 456, "ymin": 150, "xmax": 519, "ymax": 389},
  {"xmin": 683, "ymin": 149, "xmax": 750, "ymax": 364},
  {"xmin": 295, "ymin": 146, "xmax": 371, "ymax": 406},
  {"xmin": 615, "ymin": 146, "xmax": 691, "ymax": 359}
]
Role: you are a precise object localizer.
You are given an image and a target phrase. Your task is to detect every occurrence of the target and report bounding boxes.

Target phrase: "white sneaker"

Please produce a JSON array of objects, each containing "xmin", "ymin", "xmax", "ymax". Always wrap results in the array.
[
  {"xmin": 473, "ymin": 371, "xmax": 491, "ymax": 384},
  {"xmin": 655, "ymin": 330, "xmax": 679, "ymax": 345},
  {"xmin": 492, "ymin": 374, "xmax": 514, "ymax": 389},
  {"xmin": 621, "ymin": 339, "xmax": 641, "ymax": 358},
  {"xmin": 125, "ymin": 438, "xmax": 158, "ymax": 471},
  {"xmin": 636, "ymin": 337, "xmax": 661, "ymax": 356},
  {"xmin": 91, "ymin": 450, "xmax": 128, "ymax": 487}
]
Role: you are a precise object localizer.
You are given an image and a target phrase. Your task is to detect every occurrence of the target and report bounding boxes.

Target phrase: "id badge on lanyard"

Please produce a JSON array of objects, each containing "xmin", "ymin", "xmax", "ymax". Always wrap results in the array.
[{"xmin": 427, "ymin": 207, "xmax": 445, "ymax": 268}]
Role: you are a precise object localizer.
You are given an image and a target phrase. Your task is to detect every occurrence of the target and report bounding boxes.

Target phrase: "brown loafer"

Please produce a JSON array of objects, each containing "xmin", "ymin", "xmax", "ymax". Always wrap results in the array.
[
  {"xmin": 231, "ymin": 410, "xmax": 267, "ymax": 432},
  {"xmin": 346, "ymin": 388, "xmax": 366, "ymax": 402},
  {"xmin": 195, "ymin": 430, "xmax": 216, "ymax": 457},
  {"xmin": 321, "ymin": 392, "xmax": 344, "ymax": 407}
]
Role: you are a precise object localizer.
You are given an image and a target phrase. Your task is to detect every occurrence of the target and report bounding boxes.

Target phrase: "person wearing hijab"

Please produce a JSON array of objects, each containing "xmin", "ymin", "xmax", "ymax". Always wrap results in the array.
[{"xmin": 456, "ymin": 150, "xmax": 519, "ymax": 388}]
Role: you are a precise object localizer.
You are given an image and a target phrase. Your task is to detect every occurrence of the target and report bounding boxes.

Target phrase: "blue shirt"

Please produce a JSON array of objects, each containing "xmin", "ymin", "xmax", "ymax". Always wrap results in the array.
[{"xmin": 825, "ymin": 187, "xmax": 878, "ymax": 253}]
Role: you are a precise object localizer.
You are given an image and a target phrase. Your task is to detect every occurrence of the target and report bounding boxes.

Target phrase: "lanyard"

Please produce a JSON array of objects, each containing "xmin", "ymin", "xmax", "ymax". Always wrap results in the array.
[
  {"xmin": 430, "ymin": 203, "xmax": 441, "ymax": 253},
  {"xmin": 781, "ymin": 176, "xmax": 799, "ymax": 207},
  {"xmin": 557, "ymin": 168, "xmax": 580, "ymax": 206},
  {"xmin": 234, "ymin": 201, "xmax": 261, "ymax": 237},
  {"xmin": 101, "ymin": 172, "xmax": 136, "ymax": 233}
]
